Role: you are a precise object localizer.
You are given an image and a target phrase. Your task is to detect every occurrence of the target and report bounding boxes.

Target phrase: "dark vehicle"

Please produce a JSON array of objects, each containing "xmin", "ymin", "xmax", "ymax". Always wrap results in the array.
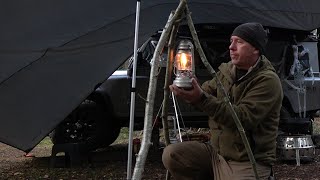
[
  {"xmin": 51, "ymin": 24, "xmax": 320, "ymax": 158},
  {"xmin": 50, "ymin": 29, "xmax": 214, "ymax": 150}
]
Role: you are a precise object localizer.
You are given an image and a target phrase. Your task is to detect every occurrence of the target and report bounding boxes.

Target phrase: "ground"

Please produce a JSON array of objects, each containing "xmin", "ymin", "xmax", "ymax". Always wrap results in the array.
[{"xmin": 0, "ymin": 138, "xmax": 320, "ymax": 180}]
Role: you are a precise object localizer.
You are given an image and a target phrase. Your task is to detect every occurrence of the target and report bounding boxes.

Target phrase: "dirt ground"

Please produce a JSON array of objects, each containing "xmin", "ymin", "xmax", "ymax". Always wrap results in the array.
[{"xmin": 0, "ymin": 141, "xmax": 320, "ymax": 180}]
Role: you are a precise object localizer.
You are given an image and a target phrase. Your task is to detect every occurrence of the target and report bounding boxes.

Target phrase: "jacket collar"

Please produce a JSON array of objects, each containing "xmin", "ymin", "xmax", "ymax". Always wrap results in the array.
[{"xmin": 218, "ymin": 55, "xmax": 273, "ymax": 83}]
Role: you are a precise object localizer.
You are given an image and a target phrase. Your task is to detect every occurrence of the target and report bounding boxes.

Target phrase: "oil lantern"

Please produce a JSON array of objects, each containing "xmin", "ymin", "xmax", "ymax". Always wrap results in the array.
[{"xmin": 173, "ymin": 39, "xmax": 195, "ymax": 89}]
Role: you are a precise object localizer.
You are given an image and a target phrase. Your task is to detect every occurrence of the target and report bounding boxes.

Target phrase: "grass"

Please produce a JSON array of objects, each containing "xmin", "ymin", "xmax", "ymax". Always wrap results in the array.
[
  {"xmin": 34, "ymin": 128, "xmax": 141, "ymax": 149},
  {"xmin": 36, "ymin": 118, "xmax": 320, "ymax": 148},
  {"xmin": 113, "ymin": 127, "xmax": 143, "ymax": 145},
  {"xmin": 113, "ymin": 120, "xmax": 320, "ymax": 146},
  {"xmin": 37, "ymin": 137, "xmax": 53, "ymax": 147},
  {"xmin": 313, "ymin": 117, "xmax": 320, "ymax": 134}
]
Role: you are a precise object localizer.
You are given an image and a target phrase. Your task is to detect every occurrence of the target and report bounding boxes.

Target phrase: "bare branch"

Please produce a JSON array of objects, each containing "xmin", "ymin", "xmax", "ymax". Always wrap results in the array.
[{"xmin": 185, "ymin": 4, "xmax": 259, "ymax": 180}]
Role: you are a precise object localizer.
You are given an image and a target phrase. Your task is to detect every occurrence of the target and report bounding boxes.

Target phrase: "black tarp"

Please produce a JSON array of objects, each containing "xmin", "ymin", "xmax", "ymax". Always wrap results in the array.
[{"xmin": 1, "ymin": 0, "xmax": 320, "ymax": 151}]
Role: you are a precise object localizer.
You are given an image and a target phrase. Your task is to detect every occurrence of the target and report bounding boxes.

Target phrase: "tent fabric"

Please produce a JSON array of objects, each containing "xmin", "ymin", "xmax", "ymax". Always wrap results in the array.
[{"xmin": 1, "ymin": 0, "xmax": 320, "ymax": 151}]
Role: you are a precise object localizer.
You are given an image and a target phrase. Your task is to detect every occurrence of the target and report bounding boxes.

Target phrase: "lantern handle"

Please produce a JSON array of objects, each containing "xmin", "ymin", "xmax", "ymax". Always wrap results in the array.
[{"xmin": 173, "ymin": 64, "xmax": 178, "ymax": 76}]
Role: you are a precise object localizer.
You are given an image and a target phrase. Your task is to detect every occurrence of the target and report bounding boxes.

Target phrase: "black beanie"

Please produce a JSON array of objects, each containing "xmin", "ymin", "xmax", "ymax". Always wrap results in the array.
[{"xmin": 231, "ymin": 22, "xmax": 268, "ymax": 55}]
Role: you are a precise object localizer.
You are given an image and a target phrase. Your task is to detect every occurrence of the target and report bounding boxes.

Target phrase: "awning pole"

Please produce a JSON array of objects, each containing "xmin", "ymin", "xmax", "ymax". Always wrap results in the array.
[{"xmin": 127, "ymin": 0, "xmax": 141, "ymax": 179}]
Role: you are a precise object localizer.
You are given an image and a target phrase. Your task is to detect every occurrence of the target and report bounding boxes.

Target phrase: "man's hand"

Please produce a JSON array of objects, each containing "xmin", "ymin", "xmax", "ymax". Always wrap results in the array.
[{"xmin": 169, "ymin": 78, "xmax": 203, "ymax": 104}]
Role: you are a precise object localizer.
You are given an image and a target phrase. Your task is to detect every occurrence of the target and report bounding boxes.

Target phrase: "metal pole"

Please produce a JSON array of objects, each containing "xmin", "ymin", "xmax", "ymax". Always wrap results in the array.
[
  {"xmin": 127, "ymin": 0, "xmax": 141, "ymax": 179},
  {"xmin": 172, "ymin": 92, "xmax": 183, "ymax": 142}
]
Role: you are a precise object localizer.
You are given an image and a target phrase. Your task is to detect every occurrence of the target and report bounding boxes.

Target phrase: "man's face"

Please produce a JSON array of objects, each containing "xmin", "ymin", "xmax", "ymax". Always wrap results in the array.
[{"xmin": 229, "ymin": 36, "xmax": 259, "ymax": 70}]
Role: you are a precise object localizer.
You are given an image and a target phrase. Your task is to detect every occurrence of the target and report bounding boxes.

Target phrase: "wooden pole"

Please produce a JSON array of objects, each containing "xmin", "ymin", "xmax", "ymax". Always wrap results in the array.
[
  {"xmin": 161, "ymin": 24, "xmax": 179, "ymax": 147},
  {"xmin": 162, "ymin": 22, "xmax": 180, "ymax": 180}
]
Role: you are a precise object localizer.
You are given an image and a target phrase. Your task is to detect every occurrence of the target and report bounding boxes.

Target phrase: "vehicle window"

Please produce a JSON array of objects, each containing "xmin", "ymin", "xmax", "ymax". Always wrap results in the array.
[
  {"xmin": 117, "ymin": 56, "xmax": 132, "ymax": 70},
  {"xmin": 117, "ymin": 39, "xmax": 155, "ymax": 71},
  {"xmin": 143, "ymin": 40, "xmax": 156, "ymax": 63},
  {"xmin": 146, "ymin": 40, "xmax": 168, "ymax": 67},
  {"xmin": 198, "ymin": 39, "xmax": 230, "ymax": 70}
]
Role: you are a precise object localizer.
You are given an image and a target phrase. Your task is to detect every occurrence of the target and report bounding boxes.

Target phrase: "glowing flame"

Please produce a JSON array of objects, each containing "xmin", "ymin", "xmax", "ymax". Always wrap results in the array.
[{"xmin": 180, "ymin": 53, "xmax": 188, "ymax": 70}]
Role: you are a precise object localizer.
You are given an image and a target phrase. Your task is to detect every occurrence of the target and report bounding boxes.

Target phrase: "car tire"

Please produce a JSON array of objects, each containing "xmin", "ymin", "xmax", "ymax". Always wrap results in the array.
[{"xmin": 50, "ymin": 99, "xmax": 120, "ymax": 151}]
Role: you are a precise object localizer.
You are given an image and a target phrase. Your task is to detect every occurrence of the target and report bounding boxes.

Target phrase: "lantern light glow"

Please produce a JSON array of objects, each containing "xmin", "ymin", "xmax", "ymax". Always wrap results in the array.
[{"xmin": 177, "ymin": 52, "xmax": 191, "ymax": 70}]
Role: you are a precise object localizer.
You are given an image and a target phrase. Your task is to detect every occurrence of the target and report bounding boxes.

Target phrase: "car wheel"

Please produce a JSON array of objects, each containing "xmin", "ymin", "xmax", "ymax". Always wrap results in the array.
[{"xmin": 50, "ymin": 99, "xmax": 120, "ymax": 151}]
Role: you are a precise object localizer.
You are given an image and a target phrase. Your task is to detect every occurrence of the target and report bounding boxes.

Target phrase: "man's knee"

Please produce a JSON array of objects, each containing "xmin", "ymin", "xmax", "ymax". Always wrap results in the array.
[{"xmin": 162, "ymin": 144, "xmax": 177, "ymax": 169}]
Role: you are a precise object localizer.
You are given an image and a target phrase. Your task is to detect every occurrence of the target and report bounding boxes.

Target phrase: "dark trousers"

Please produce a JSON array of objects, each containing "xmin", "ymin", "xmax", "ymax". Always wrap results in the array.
[{"xmin": 162, "ymin": 141, "xmax": 271, "ymax": 180}]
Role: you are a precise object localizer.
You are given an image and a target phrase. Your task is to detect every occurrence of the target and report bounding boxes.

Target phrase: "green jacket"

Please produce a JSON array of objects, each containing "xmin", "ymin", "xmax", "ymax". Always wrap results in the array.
[{"xmin": 195, "ymin": 56, "xmax": 283, "ymax": 165}]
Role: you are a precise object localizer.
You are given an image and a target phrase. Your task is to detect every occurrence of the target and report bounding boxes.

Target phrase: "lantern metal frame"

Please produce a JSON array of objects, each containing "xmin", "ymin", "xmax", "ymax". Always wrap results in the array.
[{"xmin": 173, "ymin": 39, "xmax": 195, "ymax": 88}]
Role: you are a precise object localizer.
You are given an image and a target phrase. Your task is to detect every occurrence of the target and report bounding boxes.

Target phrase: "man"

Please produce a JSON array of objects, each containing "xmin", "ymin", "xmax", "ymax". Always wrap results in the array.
[{"xmin": 162, "ymin": 22, "xmax": 283, "ymax": 179}]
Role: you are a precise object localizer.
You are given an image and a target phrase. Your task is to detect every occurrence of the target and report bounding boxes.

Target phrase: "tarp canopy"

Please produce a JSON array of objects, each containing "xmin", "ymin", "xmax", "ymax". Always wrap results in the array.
[{"xmin": 1, "ymin": 0, "xmax": 320, "ymax": 152}]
